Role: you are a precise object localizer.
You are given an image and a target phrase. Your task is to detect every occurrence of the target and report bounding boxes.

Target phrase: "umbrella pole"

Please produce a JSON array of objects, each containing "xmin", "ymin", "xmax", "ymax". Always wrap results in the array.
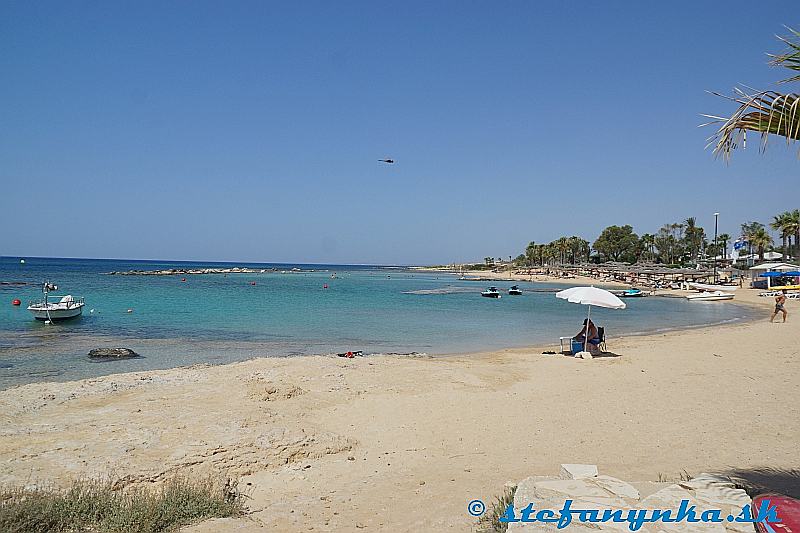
[{"xmin": 584, "ymin": 304, "xmax": 592, "ymax": 353}]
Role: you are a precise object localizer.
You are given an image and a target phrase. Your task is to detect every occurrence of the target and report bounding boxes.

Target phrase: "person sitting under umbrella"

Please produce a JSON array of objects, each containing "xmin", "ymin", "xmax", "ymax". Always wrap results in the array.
[{"xmin": 573, "ymin": 318, "xmax": 600, "ymax": 347}]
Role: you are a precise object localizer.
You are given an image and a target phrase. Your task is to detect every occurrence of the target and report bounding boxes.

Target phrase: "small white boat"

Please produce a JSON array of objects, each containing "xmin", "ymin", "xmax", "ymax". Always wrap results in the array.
[
  {"xmin": 481, "ymin": 286, "xmax": 501, "ymax": 298},
  {"xmin": 508, "ymin": 285, "xmax": 523, "ymax": 295},
  {"xmin": 685, "ymin": 291, "xmax": 735, "ymax": 302},
  {"xmin": 688, "ymin": 282, "xmax": 738, "ymax": 292},
  {"xmin": 27, "ymin": 282, "xmax": 85, "ymax": 321}
]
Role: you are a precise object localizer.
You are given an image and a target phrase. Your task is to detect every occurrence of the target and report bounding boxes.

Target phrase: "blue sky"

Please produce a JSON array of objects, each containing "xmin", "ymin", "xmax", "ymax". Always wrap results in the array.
[{"xmin": 1, "ymin": 2, "xmax": 797, "ymax": 264}]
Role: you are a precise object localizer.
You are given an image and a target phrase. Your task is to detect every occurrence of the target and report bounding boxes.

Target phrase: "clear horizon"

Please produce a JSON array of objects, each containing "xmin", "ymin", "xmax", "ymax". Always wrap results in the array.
[{"xmin": 2, "ymin": 2, "xmax": 797, "ymax": 264}]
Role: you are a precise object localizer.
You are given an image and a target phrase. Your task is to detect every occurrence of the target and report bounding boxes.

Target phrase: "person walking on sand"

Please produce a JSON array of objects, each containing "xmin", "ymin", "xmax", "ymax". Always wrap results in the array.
[{"xmin": 770, "ymin": 290, "xmax": 788, "ymax": 323}]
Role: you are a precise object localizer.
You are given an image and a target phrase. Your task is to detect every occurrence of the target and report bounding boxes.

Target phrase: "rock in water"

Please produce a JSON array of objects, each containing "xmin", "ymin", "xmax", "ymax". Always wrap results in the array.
[{"xmin": 88, "ymin": 348, "xmax": 140, "ymax": 360}]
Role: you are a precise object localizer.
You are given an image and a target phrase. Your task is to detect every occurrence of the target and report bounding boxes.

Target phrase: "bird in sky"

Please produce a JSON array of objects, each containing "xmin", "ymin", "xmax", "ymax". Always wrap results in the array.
[{"xmin": 378, "ymin": 158, "xmax": 395, "ymax": 164}]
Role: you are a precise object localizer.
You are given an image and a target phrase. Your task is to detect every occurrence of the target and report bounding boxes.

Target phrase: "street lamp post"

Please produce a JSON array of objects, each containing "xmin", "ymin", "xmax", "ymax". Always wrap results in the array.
[{"xmin": 713, "ymin": 212, "xmax": 719, "ymax": 283}]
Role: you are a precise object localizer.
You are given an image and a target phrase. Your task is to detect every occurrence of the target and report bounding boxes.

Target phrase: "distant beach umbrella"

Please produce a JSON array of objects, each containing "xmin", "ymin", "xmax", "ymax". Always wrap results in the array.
[{"xmin": 555, "ymin": 286, "xmax": 626, "ymax": 353}]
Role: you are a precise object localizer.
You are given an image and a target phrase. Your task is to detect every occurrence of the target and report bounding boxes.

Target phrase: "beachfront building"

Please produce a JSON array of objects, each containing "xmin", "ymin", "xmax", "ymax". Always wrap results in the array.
[{"xmin": 747, "ymin": 262, "xmax": 800, "ymax": 289}]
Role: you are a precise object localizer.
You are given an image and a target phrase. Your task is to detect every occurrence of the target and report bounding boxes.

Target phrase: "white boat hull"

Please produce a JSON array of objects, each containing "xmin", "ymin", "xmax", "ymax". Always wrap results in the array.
[
  {"xmin": 27, "ymin": 302, "xmax": 84, "ymax": 320},
  {"xmin": 688, "ymin": 282, "xmax": 738, "ymax": 292},
  {"xmin": 686, "ymin": 291, "xmax": 735, "ymax": 302}
]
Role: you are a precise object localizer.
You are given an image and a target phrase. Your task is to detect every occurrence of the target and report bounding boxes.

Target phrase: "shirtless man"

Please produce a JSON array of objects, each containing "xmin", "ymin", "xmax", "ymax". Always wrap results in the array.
[{"xmin": 770, "ymin": 289, "xmax": 788, "ymax": 323}]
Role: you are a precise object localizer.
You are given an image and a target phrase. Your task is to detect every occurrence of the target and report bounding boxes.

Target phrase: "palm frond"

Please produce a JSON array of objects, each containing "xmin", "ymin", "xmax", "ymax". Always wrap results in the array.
[
  {"xmin": 768, "ymin": 27, "xmax": 800, "ymax": 83},
  {"xmin": 702, "ymin": 86, "xmax": 800, "ymax": 160}
]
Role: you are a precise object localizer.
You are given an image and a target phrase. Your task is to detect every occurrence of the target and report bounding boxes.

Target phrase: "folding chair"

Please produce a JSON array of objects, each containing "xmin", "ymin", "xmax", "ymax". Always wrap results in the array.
[{"xmin": 596, "ymin": 327, "xmax": 606, "ymax": 353}]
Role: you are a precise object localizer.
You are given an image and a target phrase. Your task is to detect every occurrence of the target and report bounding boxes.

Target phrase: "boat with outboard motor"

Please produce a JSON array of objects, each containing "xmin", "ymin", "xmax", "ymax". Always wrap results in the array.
[
  {"xmin": 685, "ymin": 290, "xmax": 735, "ymax": 302},
  {"xmin": 27, "ymin": 282, "xmax": 85, "ymax": 321}
]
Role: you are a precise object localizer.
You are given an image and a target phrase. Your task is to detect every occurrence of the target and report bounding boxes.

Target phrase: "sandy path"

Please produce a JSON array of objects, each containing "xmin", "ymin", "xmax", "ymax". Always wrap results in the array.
[{"xmin": 0, "ymin": 290, "xmax": 796, "ymax": 532}]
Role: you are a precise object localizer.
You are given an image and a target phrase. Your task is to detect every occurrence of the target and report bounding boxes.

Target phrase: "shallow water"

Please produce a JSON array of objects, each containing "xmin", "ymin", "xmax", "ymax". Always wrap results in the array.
[{"xmin": 0, "ymin": 257, "xmax": 754, "ymax": 389}]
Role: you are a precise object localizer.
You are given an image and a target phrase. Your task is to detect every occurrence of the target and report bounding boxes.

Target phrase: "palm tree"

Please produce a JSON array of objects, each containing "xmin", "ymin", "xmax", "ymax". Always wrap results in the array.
[
  {"xmin": 683, "ymin": 217, "xmax": 705, "ymax": 261},
  {"xmin": 717, "ymin": 233, "xmax": 731, "ymax": 259},
  {"xmin": 703, "ymin": 27, "xmax": 800, "ymax": 160},
  {"xmin": 741, "ymin": 221, "xmax": 763, "ymax": 259},
  {"xmin": 749, "ymin": 226, "xmax": 774, "ymax": 261},
  {"xmin": 524, "ymin": 241, "xmax": 536, "ymax": 269},
  {"xmin": 786, "ymin": 209, "xmax": 800, "ymax": 258},
  {"xmin": 640, "ymin": 233, "xmax": 657, "ymax": 262},
  {"xmin": 770, "ymin": 212, "xmax": 792, "ymax": 259}
]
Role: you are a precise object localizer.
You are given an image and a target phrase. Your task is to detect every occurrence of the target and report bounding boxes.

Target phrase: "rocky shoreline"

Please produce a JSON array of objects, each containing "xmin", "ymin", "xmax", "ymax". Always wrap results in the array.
[{"xmin": 105, "ymin": 267, "xmax": 317, "ymax": 276}]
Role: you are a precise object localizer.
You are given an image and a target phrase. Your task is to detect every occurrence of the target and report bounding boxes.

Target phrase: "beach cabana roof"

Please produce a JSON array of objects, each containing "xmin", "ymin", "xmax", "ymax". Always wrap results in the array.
[{"xmin": 748, "ymin": 262, "xmax": 800, "ymax": 271}]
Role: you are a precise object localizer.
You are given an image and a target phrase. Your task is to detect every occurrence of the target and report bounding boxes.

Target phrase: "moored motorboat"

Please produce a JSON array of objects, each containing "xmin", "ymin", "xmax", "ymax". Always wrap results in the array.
[
  {"xmin": 618, "ymin": 288, "xmax": 647, "ymax": 298},
  {"xmin": 27, "ymin": 282, "xmax": 85, "ymax": 321},
  {"xmin": 481, "ymin": 286, "xmax": 501, "ymax": 298},
  {"xmin": 685, "ymin": 290, "xmax": 734, "ymax": 302},
  {"xmin": 508, "ymin": 285, "xmax": 523, "ymax": 295},
  {"xmin": 688, "ymin": 282, "xmax": 738, "ymax": 292}
]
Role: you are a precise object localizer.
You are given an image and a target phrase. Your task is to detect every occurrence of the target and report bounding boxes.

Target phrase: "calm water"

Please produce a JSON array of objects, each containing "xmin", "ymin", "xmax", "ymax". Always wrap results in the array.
[{"xmin": 0, "ymin": 257, "xmax": 754, "ymax": 389}]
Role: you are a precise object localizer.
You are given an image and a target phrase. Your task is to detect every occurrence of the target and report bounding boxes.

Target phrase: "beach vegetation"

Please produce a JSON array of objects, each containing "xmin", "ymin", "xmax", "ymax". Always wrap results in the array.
[
  {"xmin": 770, "ymin": 209, "xmax": 800, "ymax": 258},
  {"xmin": 476, "ymin": 485, "xmax": 516, "ymax": 533},
  {"xmin": 0, "ymin": 475, "xmax": 245, "ymax": 533},
  {"xmin": 592, "ymin": 225, "xmax": 641, "ymax": 263},
  {"xmin": 703, "ymin": 27, "xmax": 800, "ymax": 159},
  {"xmin": 507, "ymin": 207, "xmax": 797, "ymax": 269}
]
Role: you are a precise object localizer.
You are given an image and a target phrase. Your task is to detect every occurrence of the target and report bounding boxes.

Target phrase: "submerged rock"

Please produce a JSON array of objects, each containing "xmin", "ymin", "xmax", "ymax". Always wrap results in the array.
[{"xmin": 88, "ymin": 348, "xmax": 140, "ymax": 360}]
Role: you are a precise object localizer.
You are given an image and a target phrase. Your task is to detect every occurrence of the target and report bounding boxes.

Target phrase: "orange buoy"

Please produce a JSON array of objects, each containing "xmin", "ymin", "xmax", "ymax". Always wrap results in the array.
[{"xmin": 12, "ymin": 299, "xmax": 21, "ymax": 306}]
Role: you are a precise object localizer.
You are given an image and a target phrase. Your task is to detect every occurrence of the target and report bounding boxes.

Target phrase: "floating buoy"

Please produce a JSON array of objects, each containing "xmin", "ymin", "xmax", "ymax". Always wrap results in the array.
[
  {"xmin": 323, "ymin": 284, "xmax": 328, "ymax": 289},
  {"xmin": 181, "ymin": 278, "xmax": 186, "ymax": 282},
  {"xmin": 250, "ymin": 281, "xmax": 256, "ymax": 286},
  {"xmin": 12, "ymin": 299, "xmax": 21, "ymax": 306}
]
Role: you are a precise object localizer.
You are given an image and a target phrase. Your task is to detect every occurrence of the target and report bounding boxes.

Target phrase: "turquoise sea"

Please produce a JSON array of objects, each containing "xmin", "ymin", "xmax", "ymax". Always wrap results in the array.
[{"xmin": 0, "ymin": 257, "xmax": 754, "ymax": 389}]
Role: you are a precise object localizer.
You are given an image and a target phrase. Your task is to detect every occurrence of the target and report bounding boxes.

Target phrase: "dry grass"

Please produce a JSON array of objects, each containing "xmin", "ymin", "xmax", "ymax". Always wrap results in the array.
[{"xmin": 0, "ymin": 475, "xmax": 244, "ymax": 533}]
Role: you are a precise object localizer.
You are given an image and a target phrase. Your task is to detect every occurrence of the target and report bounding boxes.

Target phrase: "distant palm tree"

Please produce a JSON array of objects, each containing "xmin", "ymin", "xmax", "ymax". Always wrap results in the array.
[
  {"xmin": 717, "ymin": 233, "xmax": 731, "ymax": 259},
  {"xmin": 640, "ymin": 233, "xmax": 657, "ymax": 262},
  {"xmin": 703, "ymin": 27, "xmax": 800, "ymax": 160},
  {"xmin": 786, "ymin": 209, "xmax": 800, "ymax": 258},
  {"xmin": 684, "ymin": 217, "xmax": 705, "ymax": 261},
  {"xmin": 525, "ymin": 241, "xmax": 536, "ymax": 268},
  {"xmin": 749, "ymin": 226, "xmax": 774, "ymax": 261},
  {"xmin": 771, "ymin": 212, "xmax": 792, "ymax": 258}
]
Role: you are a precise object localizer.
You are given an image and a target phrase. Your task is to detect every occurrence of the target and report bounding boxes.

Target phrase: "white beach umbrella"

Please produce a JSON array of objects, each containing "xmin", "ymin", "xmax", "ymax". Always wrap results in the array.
[{"xmin": 555, "ymin": 286, "xmax": 626, "ymax": 352}]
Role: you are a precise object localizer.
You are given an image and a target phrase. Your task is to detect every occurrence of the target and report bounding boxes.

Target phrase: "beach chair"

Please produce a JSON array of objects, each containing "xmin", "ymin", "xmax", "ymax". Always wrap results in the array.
[{"xmin": 595, "ymin": 327, "xmax": 606, "ymax": 352}]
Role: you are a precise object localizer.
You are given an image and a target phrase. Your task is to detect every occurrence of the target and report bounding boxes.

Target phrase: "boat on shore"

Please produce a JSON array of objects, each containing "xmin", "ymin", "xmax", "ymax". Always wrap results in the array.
[
  {"xmin": 27, "ymin": 282, "xmax": 85, "ymax": 321},
  {"xmin": 508, "ymin": 285, "xmax": 523, "ymax": 295},
  {"xmin": 687, "ymin": 282, "xmax": 738, "ymax": 292},
  {"xmin": 685, "ymin": 291, "xmax": 735, "ymax": 302},
  {"xmin": 481, "ymin": 287, "xmax": 501, "ymax": 298},
  {"xmin": 617, "ymin": 288, "xmax": 648, "ymax": 298}
]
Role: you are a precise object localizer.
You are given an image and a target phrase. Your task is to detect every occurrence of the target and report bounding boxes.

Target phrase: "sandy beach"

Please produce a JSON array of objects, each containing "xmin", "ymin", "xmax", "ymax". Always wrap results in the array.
[{"xmin": 0, "ymin": 288, "xmax": 797, "ymax": 532}]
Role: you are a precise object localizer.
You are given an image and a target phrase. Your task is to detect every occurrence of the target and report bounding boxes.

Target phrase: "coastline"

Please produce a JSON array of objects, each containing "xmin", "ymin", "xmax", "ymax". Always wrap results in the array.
[{"xmin": 0, "ymin": 288, "xmax": 795, "ymax": 531}]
